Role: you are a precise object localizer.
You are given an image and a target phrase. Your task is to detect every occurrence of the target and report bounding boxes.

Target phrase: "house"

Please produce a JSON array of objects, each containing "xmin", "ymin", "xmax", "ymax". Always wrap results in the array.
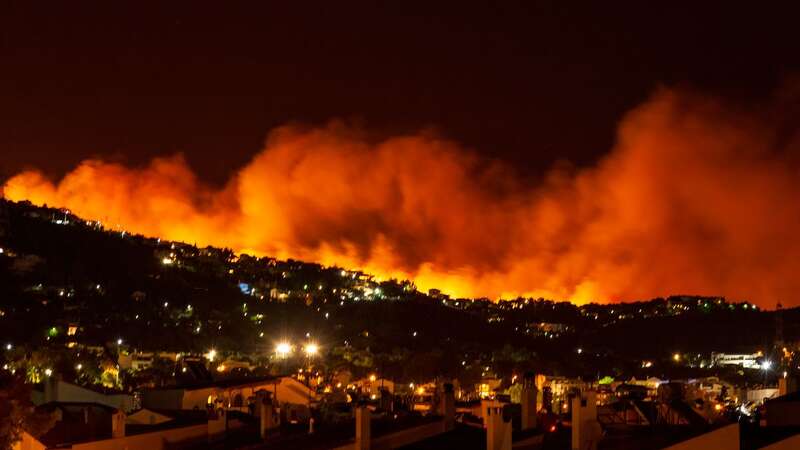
[
  {"xmin": 35, "ymin": 378, "xmax": 136, "ymax": 413},
  {"xmin": 353, "ymin": 376, "xmax": 396, "ymax": 396},
  {"xmin": 710, "ymin": 352, "xmax": 761, "ymax": 369},
  {"xmin": 13, "ymin": 402, "xmax": 227, "ymax": 450},
  {"xmin": 141, "ymin": 375, "xmax": 316, "ymax": 422},
  {"xmin": 125, "ymin": 408, "xmax": 174, "ymax": 425}
]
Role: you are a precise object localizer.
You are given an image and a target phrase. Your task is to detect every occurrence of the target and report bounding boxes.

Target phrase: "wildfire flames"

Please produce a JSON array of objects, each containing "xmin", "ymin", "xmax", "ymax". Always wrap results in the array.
[{"xmin": 4, "ymin": 89, "xmax": 800, "ymax": 307}]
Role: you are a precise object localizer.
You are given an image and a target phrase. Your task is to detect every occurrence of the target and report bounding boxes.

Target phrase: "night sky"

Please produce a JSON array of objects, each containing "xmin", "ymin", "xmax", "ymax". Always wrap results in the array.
[{"xmin": 2, "ymin": 1, "xmax": 797, "ymax": 184}]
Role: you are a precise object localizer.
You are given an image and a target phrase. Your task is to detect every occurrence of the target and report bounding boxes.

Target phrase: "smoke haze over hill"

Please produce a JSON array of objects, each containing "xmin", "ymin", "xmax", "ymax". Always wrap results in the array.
[{"xmin": 5, "ymin": 88, "xmax": 800, "ymax": 307}]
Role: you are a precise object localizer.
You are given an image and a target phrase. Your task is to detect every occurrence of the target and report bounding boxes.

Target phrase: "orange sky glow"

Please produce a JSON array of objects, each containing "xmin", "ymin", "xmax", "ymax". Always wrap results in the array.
[{"xmin": 4, "ymin": 88, "xmax": 800, "ymax": 308}]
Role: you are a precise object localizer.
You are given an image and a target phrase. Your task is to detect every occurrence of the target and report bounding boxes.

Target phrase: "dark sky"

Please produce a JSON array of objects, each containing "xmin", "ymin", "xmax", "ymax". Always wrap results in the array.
[{"xmin": 1, "ymin": 1, "xmax": 798, "ymax": 185}]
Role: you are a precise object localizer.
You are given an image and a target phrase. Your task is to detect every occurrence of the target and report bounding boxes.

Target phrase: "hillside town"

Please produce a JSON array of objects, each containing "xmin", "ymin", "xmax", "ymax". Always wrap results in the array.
[{"xmin": 3, "ymin": 200, "xmax": 800, "ymax": 450}]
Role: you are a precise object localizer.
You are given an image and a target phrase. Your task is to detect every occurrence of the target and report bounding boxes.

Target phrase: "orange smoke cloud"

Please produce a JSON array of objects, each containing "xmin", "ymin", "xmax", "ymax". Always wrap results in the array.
[{"xmin": 4, "ymin": 88, "xmax": 800, "ymax": 307}]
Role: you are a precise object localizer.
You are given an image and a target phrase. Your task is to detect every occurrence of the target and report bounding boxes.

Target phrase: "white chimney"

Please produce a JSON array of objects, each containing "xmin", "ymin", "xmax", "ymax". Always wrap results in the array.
[
  {"xmin": 111, "ymin": 409, "xmax": 126, "ymax": 438},
  {"xmin": 571, "ymin": 390, "xmax": 601, "ymax": 450},
  {"xmin": 355, "ymin": 405, "xmax": 371, "ymax": 450},
  {"xmin": 485, "ymin": 401, "xmax": 512, "ymax": 450},
  {"xmin": 521, "ymin": 373, "xmax": 538, "ymax": 430}
]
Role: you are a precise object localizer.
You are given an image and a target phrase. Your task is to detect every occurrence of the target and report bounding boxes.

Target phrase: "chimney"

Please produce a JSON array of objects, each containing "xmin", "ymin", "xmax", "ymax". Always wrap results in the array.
[
  {"xmin": 479, "ymin": 398, "xmax": 504, "ymax": 428},
  {"xmin": 485, "ymin": 401, "xmax": 512, "ymax": 450},
  {"xmin": 355, "ymin": 405, "xmax": 371, "ymax": 450},
  {"xmin": 260, "ymin": 399, "xmax": 277, "ymax": 439},
  {"xmin": 521, "ymin": 372, "xmax": 538, "ymax": 430},
  {"xmin": 438, "ymin": 383, "xmax": 456, "ymax": 431},
  {"xmin": 535, "ymin": 374, "xmax": 546, "ymax": 412},
  {"xmin": 571, "ymin": 390, "xmax": 601, "ymax": 450},
  {"xmin": 111, "ymin": 409, "xmax": 126, "ymax": 438},
  {"xmin": 779, "ymin": 376, "xmax": 797, "ymax": 397},
  {"xmin": 207, "ymin": 408, "xmax": 227, "ymax": 443},
  {"xmin": 44, "ymin": 376, "xmax": 59, "ymax": 403}
]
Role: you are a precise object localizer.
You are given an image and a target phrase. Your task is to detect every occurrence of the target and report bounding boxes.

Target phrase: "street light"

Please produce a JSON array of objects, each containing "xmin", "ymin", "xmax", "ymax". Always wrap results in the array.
[
  {"xmin": 276, "ymin": 342, "xmax": 292, "ymax": 358},
  {"xmin": 304, "ymin": 343, "xmax": 319, "ymax": 357}
]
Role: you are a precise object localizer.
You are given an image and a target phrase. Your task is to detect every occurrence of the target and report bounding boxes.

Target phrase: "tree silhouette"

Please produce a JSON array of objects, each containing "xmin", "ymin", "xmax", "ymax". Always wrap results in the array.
[{"xmin": 0, "ymin": 373, "xmax": 54, "ymax": 450}]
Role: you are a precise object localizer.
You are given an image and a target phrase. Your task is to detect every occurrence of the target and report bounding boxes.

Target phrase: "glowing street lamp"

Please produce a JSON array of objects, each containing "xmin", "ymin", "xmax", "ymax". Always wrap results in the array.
[
  {"xmin": 304, "ymin": 343, "xmax": 319, "ymax": 357},
  {"xmin": 206, "ymin": 349, "xmax": 217, "ymax": 362},
  {"xmin": 762, "ymin": 360, "xmax": 773, "ymax": 371},
  {"xmin": 276, "ymin": 342, "xmax": 292, "ymax": 357}
]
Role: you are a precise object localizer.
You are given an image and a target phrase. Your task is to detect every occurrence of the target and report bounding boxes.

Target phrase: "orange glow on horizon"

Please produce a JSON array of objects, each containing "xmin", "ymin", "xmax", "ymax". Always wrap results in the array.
[{"xmin": 4, "ymin": 89, "xmax": 800, "ymax": 307}]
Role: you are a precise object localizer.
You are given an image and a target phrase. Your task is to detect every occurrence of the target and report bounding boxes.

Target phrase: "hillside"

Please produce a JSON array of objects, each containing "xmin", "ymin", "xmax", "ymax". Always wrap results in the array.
[{"xmin": 0, "ymin": 199, "xmax": 795, "ymax": 384}]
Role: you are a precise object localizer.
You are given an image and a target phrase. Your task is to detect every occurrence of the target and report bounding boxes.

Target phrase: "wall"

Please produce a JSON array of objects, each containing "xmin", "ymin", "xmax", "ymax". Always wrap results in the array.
[
  {"xmin": 745, "ymin": 388, "xmax": 778, "ymax": 403},
  {"xmin": 69, "ymin": 424, "xmax": 208, "ymax": 450},
  {"xmin": 181, "ymin": 387, "xmax": 215, "ymax": 409},
  {"xmin": 330, "ymin": 420, "xmax": 447, "ymax": 450},
  {"xmin": 204, "ymin": 378, "xmax": 313, "ymax": 409},
  {"xmin": 355, "ymin": 378, "xmax": 396, "ymax": 395},
  {"xmin": 765, "ymin": 401, "xmax": 800, "ymax": 426},
  {"xmin": 270, "ymin": 378, "xmax": 315, "ymax": 405},
  {"xmin": 371, "ymin": 420, "xmax": 446, "ymax": 450},
  {"xmin": 126, "ymin": 409, "xmax": 173, "ymax": 425},
  {"xmin": 142, "ymin": 389, "xmax": 186, "ymax": 410},
  {"xmin": 11, "ymin": 432, "xmax": 46, "ymax": 450},
  {"xmin": 761, "ymin": 433, "xmax": 800, "ymax": 450},
  {"xmin": 46, "ymin": 380, "xmax": 134, "ymax": 412},
  {"xmin": 661, "ymin": 423, "xmax": 739, "ymax": 450},
  {"xmin": 143, "ymin": 377, "xmax": 314, "ymax": 412},
  {"xmin": 207, "ymin": 411, "xmax": 227, "ymax": 442}
]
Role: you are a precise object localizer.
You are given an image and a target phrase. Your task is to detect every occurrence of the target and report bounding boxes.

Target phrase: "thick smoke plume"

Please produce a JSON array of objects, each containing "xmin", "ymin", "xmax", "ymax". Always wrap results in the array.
[{"xmin": 4, "ymin": 89, "xmax": 800, "ymax": 307}]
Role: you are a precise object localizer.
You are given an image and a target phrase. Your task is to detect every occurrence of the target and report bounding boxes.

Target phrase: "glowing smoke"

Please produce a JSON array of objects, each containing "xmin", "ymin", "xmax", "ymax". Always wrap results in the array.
[{"xmin": 4, "ymin": 88, "xmax": 800, "ymax": 307}]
